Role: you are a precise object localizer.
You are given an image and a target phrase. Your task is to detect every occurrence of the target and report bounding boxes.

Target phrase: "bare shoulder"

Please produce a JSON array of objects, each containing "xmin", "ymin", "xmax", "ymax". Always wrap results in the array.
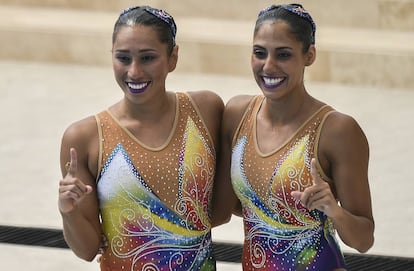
[
  {"xmin": 224, "ymin": 95, "xmax": 256, "ymax": 126},
  {"xmin": 323, "ymin": 111, "xmax": 367, "ymax": 140},
  {"xmin": 219, "ymin": 95, "xmax": 255, "ymax": 144},
  {"xmin": 186, "ymin": 91, "xmax": 224, "ymax": 146},
  {"xmin": 187, "ymin": 90, "xmax": 224, "ymax": 112},
  {"xmin": 225, "ymin": 95, "xmax": 255, "ymax": 113},
  {"xmin": 187, "ymin": 90, "xmax": 224, "ymax": 127},
  {"xmin": 62, "ymin": 116, "xmax": 99, "ymax": 145},
  {"xmin": 60, "ymin": 115, "xmax": 99, "ymax": 178},
  {"xmin": 319, "ymin": 110, "xmax": 369, "ymax": 166}
]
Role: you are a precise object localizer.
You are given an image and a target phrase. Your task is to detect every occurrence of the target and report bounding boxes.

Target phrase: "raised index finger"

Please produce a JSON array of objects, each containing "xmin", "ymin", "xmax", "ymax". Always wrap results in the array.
[
  {"xmin": 310, "ymin": 158, "xmax": 323, "ymax": 185},
  {"xmin": 68, "ymin": 147, "xmax": 78, "ymax": 176}
]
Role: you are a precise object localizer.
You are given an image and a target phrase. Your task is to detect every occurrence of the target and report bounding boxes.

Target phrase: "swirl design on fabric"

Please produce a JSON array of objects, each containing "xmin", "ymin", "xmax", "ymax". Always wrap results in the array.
[
  {"xmin": 97, "ymin": 117, "xmax": 215, "ymax": 270},
  {"xmin": 231, "ymin": 135, "xmax": 343, "ymax": 270}
]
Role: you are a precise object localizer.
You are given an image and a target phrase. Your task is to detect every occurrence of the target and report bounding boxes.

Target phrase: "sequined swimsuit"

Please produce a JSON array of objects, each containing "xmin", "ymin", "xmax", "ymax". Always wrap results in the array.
[
  {"xmin": 231, "ymin": 96, "xmax": 346, "ymax": 271},
  {"xmin": 96, "ymin": 93, "xmax": 216, "ymax": 271}
]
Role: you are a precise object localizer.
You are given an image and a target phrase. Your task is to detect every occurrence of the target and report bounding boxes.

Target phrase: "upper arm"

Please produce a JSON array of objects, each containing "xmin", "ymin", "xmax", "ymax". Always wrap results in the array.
[
  {"xmin": 319, "ymin": 112, "xmax": 373, "ymax": 221},
  {"xmin": 60, "ymin": 117, "xmax": 101, "ymax": 225},
  {"xmin": 60, "ymin": 116, "xmax": 99, "ymax": 181},
  {"xmin": 212, "ymin": 95, "xmax": 254, "ymax": 225}
]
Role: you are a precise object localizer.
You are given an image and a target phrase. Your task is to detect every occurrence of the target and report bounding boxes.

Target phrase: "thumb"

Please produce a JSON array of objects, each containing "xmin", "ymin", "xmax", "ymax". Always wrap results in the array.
[{"xmin": 84, "ymin": 185, "xmax": 93, "ymax": 194}]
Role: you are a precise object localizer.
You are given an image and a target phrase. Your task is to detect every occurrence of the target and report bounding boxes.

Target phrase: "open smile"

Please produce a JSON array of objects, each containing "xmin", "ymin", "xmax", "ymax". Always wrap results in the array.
[
  {"xmin": 262, "ymin": 76, "xmax": 285, "ymax": 89},
  {"xmin": 127, "ymin": 81, "xmax": 150, "ymax": 94}
]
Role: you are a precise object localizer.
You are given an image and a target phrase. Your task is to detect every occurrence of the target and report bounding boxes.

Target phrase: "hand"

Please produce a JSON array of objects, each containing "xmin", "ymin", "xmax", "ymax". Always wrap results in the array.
[
  {"xmin": 58, "ymin": 148, "xmax": 93, "ymax": 214},
  {"xmin": 291, "ymin": 158, "xmax": 339, "ymax": 217}
]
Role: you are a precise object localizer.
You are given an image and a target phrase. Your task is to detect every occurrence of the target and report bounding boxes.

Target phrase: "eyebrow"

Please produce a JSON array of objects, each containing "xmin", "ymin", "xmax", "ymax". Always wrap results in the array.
[
  {"xmin": 275, "ymin": 46, "xmax": 292, "ymax": 50},
  {"xmin": 114, "ymin": 48, "xmax": 158, "ymax": 53},
  {"xmin": 253, "ymin": 44, "xmax": 292, "ymax": 50}
]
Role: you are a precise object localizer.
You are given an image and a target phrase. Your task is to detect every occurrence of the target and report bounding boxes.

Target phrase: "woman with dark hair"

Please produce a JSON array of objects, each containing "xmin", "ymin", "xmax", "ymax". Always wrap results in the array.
[
  {"xmin": 213, "ymin": 4, "xmax": 374, "ymax": 270},
  {"xmin": 58, "ymin": 6, "xmax": 223, "ymax": 270}
]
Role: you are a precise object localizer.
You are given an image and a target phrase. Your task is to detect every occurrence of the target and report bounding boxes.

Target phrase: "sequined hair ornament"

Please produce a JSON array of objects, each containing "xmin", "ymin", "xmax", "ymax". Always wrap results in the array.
[
  {"xmin": 258, "ymin": 4, "xmax": 316, "ymax": 44},
  {"xmin": 119, "ymin": 6, "xmax": 177, "ymax": 44}
]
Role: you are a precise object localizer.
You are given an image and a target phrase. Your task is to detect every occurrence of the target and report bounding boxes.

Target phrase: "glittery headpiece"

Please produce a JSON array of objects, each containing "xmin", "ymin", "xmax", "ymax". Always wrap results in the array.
[
  {"xmin": 258, "ymin": 4, "xmax": 316, "ymax": 44},
  {"xmin": 119, "ymin": 6, "xmax": 177, "ymax": 41}
]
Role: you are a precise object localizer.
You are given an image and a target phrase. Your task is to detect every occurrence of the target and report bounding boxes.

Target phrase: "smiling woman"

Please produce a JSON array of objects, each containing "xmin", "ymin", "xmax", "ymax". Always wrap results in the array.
[
  {"xmin": 57, "ymin": 5, "xmax": 224, "ymax": 271},
  {"xmin": 212, "ymin": 3, "xmax": 374, "ymax": 271}
]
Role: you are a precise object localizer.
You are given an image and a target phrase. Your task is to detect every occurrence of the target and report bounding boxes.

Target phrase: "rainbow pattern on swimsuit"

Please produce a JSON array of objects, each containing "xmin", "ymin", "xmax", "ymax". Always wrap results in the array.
[
  {"xmin": 231, "ymin": 97, "xmax": 346, "ymax": 270},
  {"xmin": 96, "ymin": 96, "xmax": 216, "ymax": 270}
]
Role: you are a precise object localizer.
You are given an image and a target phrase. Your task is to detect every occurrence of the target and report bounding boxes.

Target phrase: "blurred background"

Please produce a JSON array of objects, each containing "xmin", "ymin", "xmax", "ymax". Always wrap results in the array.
[{"xmin": 0, "ymin": 0, "xmax": 413, "ymax": 270}]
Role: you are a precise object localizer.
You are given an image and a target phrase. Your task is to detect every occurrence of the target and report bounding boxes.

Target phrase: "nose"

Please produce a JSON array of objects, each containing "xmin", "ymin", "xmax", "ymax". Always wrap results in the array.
[
  {"xmin": 128, "ymin": 60, "xmax": 144, "ymax": 79},
  {"xmin": 263, "ymin": 56, "xmax": 278, "ymax": 73}
]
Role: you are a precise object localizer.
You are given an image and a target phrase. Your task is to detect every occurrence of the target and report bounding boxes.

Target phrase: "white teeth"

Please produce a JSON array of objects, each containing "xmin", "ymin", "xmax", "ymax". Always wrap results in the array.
[
  {"xmin": 263, "ymin": 77, "xmax": 283, "ymax": 86},
  {"xmin": 128, "ymin": 82, "xmax": 148, "ymax": 90}
]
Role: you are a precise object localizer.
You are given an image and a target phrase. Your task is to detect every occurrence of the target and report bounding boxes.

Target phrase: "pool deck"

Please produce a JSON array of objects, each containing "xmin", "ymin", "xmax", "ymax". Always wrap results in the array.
[{"xmin": 1, "ymin": 60, "xmax": 413, "ymax": 270}]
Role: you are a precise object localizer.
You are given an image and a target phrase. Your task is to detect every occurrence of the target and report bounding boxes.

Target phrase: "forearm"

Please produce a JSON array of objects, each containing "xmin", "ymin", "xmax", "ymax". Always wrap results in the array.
[
  {"xmin": 330, "ymin": 206, "xmax": 374, "ymax": 253},
  {"xmin": 61, "ymin": 211, "xmax": 101, "ymax": 261}
]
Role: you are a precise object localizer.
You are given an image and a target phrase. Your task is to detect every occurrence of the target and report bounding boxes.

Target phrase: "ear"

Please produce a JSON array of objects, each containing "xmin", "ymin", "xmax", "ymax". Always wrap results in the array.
[
  {"xmin": 168, "ymin": 45, "xmax": 179, "ymax": 72},
  {"xmin": 305, "ymin": 44, "xmax": 316, "ymax": 66}
]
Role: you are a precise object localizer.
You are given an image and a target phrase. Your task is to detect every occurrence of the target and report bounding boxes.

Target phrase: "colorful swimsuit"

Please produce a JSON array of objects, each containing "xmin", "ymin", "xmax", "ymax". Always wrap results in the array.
[
  {"xmin": 231, "ymin": 96, "xmax": 347, "ymax": 270},
  {"xmin": 96, "ymin": 93, "xmax": 216, "ymax": 271}
]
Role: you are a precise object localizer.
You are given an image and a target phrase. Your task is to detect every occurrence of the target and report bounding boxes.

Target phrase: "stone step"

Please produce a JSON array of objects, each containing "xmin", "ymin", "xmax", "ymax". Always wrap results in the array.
[
  {"xmin": 1, "ymin": 5, "xmax": 413, "ymax": 89},
  {"xmin": 2, "ymin": 0, "xmax": 413, "ymax": 31}
]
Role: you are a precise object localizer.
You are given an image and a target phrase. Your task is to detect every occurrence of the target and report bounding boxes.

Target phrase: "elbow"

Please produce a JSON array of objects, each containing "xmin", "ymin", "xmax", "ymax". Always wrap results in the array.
[
  {"xmin": 220, "ymin": 214, "xmax": 232, "ymax": 225},
  {"xmin": 73, "ymin": 249, "xmax": 98, "ymax": 262},
  {"xmin": 211, "ymin": 213, "xmax": 232, "ymax": 227},
  {"xmin": 349, "ymin": 222, "xmax": 375, "ymax": 253},
  {"xmin": 211, "ymin": 202, "xmax": 242, "ymax": 227},
  {"xmin": 343, "ymin": 235, "xmax": 374, "ymax": 254},
  {"xmin": 211, "ymin": 201, "xmax": 236, "ymax": 227},
  {"xmin": 355, "ymin": 234, "xmax": 374, "ymax": 253},
  {"xmin": 64, "ymin": 237, "xmax": 99, "ymax": 262},
  {"xmin": 85, "ymin": 254, "xmax": 98, "ymax": 262},
  {"xmin": 359, "ymin": 220, "xmax": 375, "ymax": 253},
  {"xmin": 355, "ymin": 242, "xmax": 373, "ymax": 254},
  {"xmin": 211, "ymin": 202, "xmax": 235, "ymax": 227},
  {"xmin": 61, "ymin": 222, "xmax": 102, "ymax": 262}
]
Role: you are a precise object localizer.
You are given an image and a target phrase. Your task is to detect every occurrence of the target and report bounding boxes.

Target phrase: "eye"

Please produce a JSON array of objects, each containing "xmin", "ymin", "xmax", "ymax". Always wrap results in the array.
[
  {"xmin": 140, "ymin": 54, "xmax": 157, "ymax": 63},
  {"xmin": 253, "ymin": 47, "xmax": 267, "ymax": 59},
  {"xmin": 115, "ymin": 53, "xmax": 131, "ymax": 64},
  {"xmin": 276, "ymin": 51, "xmax": 292, "ymax": 60}
]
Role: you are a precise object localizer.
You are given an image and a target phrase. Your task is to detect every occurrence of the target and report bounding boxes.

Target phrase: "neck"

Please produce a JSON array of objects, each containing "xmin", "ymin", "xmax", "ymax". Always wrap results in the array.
[
  {"xmin": 261, "ymin": 90, "xmax": 313, "ymax": 126},
  {"xmin": 115, "ymin": 92, "xmax": 175, "ymax": 122}
]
